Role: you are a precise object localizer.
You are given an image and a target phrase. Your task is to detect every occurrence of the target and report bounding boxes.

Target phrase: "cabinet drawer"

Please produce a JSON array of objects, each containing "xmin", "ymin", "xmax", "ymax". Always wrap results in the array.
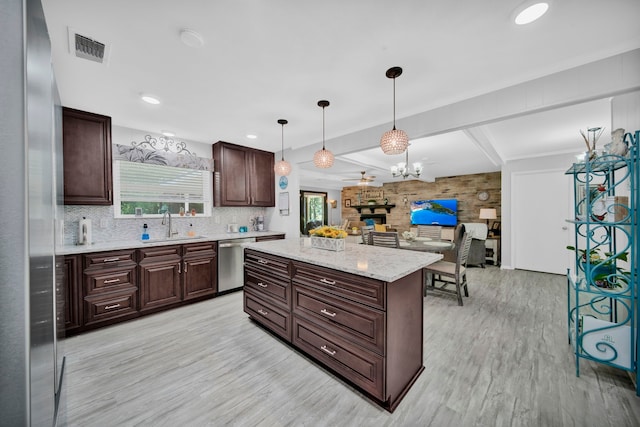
[
  {"xmin": 183, "ymin": 242, "xmax": 216, "ymax": 258},
  {"xmin": 84, "ymin": 266, "xmax": 137, "ymax": 295},
  {"xmin": 84, "ymin": 250, "xmax": 136, "ymax": 269},
  {"xmin": 138, "ymin": 245, "xmax": 181, "ymax": 262},
  {"xmin": 245, "ymin": 267, "xmax": 290, "ymax": 307},
  {"xmin": 293, "ymin": 316, "xmax": 384, "ymax": 400},
  {"xmin": 293, "ymin": 284, "xmax": 385, "ymax": 355},
  {"xmin": 292, "ymin": 262, "xmax": 385, "ymax": 310},
  {"xmin": 84, "ymin": 288, "xmax": 138, "ymax": 326},
  {"xmin": 244, "ymin": 290, "xmax": 291, "ymax": 342},
  {"xmin": 245, "ymin": 249, "xmax": 290, "ymax": 279}
]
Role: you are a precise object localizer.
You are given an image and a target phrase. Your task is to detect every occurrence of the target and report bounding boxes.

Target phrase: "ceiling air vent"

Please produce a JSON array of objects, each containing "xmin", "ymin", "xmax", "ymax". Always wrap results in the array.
[{"xmin": 67, "ymin": 28, "xmax": 110, "ymax": 64}]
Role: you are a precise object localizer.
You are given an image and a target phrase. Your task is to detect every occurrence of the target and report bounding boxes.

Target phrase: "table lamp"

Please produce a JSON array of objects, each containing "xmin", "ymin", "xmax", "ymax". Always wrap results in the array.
[{"xmin": 479, "ymin": 208, "xmax": 497, "ymax": 225}]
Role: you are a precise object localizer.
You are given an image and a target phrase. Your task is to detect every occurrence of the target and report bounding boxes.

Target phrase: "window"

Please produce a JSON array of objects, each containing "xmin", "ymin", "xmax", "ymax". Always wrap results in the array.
[{"xmin": 113, "ymin": 161, "xmax": 212, "ymax": 218}]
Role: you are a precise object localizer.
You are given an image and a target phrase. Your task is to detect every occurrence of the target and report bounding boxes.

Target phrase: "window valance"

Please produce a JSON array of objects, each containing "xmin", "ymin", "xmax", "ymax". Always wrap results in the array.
[{"xmin": 114, "ymin": 135, "xmax": 213, "ymax": 171}]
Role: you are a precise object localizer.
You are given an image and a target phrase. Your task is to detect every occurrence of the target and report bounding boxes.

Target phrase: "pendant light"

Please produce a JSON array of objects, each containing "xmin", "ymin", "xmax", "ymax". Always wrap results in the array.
[
  {"xmin": 274, "ymin": 119, "xmax": 292, "ymax": 176},
  {"xmin": 313, "ymin": 100, "xmax": 334, "ymax": 168},
  {"xmin": 380, "ymin": 66, "xmax": 409, "ymax": 155}
]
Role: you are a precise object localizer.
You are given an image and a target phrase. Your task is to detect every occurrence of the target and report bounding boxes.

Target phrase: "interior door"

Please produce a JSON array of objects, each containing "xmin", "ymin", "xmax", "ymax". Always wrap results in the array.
[{"xmin": 512, "ymin": 169, "xmax": 573, "ymax": 274}]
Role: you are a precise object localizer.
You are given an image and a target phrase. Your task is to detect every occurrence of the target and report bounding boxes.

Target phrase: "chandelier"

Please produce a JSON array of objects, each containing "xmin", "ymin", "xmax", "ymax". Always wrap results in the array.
[
  {"xmin": 380, "ymin": 66, "xmax": 409, "ymax": 155},
  {"xmin": 273, "ymin": 119, "xmax": 291, "ymax": 176},
  {"xmin": 313, "ymin": 100, "xmax": 334, "ymax": 168},
  {"xmin": 390, "ymin": 145, "xmax": 422, "ymax": 179}
]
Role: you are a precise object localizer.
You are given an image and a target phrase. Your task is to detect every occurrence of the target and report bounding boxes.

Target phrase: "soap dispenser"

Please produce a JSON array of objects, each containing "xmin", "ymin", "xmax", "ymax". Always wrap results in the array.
[{"xmin": 142, "ymin": 223, "xmax": 150, "ymax": 241}]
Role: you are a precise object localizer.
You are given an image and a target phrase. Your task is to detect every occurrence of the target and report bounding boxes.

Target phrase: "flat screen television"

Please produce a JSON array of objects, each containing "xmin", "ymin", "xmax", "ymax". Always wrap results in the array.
[{"xmin": 410, "ymin": 199, "xmax": 458, "ymax": 226}]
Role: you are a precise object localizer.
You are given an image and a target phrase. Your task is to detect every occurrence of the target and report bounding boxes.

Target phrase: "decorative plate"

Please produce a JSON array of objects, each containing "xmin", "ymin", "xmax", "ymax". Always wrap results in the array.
[
  {"xmin": 279, "ymin": 176, "xmax": 288, "ymax": 189},
  {"xmin": 478, "ymin": 191, "xmax": 489, "ymax": 201}
]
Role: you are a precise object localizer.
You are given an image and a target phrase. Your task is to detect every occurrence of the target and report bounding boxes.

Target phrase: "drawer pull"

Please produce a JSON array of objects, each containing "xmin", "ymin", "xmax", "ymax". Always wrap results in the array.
[
  {"xmin": 257, "ymin": 259, "xmax": 269, "ymax": 265},
  {"xmin": 184, "ymin": 261, "xmax": 188, "ymax": 273},
  {"xmin": 257, "ymin": 282, "xmax": 268, "ymax": 288},
  {"xmin": 104, "ymin": 304, "xmax": 121, "ymax": 310},
  {"xmin": 320, "ymin": 345, "xmax": 336, "ymax": 356},
  {"xmin": 103, "ymin": 257, "xmax": 120, "ymax": 263},
  {"xmin": 320, "ymin": 308, "xmax": 337, "ymax": 317},
  {"xmin": 103, "ymin": 278, "xmax": 120, "ymax": 284},
  {"xmin": 178, "ymin": 262, "xmax": 181, "ymax": 274},
  {"xmin": 320, "ymin": 278, "xmax": 336, "ymax": 285},
  {"xmin": 257, "ymin": 309, "xmax": 269, "ymax": 316}
]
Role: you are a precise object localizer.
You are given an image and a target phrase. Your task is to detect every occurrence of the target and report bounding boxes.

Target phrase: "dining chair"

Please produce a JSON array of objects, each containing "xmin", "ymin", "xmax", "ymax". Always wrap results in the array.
[
  {"xmin": 442, "ymin": 223, "xmax": 465, "ymax": 262},
  {"xmin": 368, "ymin": 231, "xmax": 400, "ymax": 248},
  {"xmin": 417, "ymin": 225, "xmax": 442, "ymax": 239},
  {"xmin": 360, "ymin": 225, "xmax": 374, "ymax": 245},
  {"xmin": 423, "ymin": 232, "xmax": 472, "ymax": 306}
]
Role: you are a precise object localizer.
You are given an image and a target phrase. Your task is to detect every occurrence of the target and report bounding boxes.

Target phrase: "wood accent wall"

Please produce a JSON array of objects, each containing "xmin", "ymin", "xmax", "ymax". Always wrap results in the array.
[{"xmin": 341, "ymin": 171, "xmax": 501, "ymax": 233}]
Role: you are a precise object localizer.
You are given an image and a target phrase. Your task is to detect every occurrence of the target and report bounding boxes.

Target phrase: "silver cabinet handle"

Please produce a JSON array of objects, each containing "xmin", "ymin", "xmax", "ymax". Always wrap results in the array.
[
  {"xmin": 258, "ymin": 259, "xmax": 268, "ymax": 265},
  {"xmin": 320, "ymin": 278, "xmax": 336, "ymax": 285},
  {"xmin": 103, "ymin": 257, "xmax": 120, "ymax": 263},
  {"xmin": 103, "ymin": 278, "xmax": 120, "ymax": 284},
  {"xmin": 257, "ymin": 282, "xmax": 268, "ymax": 288},
  {"xmin": 178, "ymin": 262, "xmax": 181, "ymax": 274},
  {"xmin": 257, "ymin": 309, "xmax": 268, "ymax": 316},
  {"xmin": 104, "ymin": 304, "xmax": 121, "ymax": 310},
  {"xmin": 320, "ymin": 308, "xmax": 336, "ymax": 317},
  {"xmin": 320, "ymin": 345, "xmax": 336, "ymax": 356},
  {"xmin": 184, "ymin": 261, "xmax": 188, "ymax": 273}
]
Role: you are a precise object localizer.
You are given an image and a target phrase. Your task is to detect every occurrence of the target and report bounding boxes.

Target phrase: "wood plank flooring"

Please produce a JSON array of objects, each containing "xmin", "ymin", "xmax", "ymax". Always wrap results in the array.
[{"xmin": 59, "ymin": 267, "xmax": 640, "ymax": 426}]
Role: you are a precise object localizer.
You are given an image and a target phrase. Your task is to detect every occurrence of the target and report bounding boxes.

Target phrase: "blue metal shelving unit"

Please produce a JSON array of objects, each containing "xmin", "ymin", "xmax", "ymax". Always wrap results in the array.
[{"xmin": 566, "ymin": 129, "xmax": 639, "ymax": 396}]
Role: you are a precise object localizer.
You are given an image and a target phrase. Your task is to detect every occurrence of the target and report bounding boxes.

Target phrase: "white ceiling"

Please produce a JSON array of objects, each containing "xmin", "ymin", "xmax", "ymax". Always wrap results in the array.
[{"xmin": 42, "ymin": 0, "xmax": 640, "ymax": 189}]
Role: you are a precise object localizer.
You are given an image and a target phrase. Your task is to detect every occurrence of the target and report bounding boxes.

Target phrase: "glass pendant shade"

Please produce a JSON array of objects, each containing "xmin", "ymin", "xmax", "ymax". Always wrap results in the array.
[
  {"xmin": 314, "ymin": 100, "xmax": 333, "ymax": 169},
  {"xmin": 274, "ymin": 119, "xmax": 291, "ymax": 176},
  {"xmin": 313, "ymin": 148, "xmax": 334, "ymax": 168},
  {"xmin": 274, "ymin": 159, "xmax": 291, "ymax": 176},
  {"xmin": 380, "ymin": 128, "xmax": 409, "ymax": 155}
]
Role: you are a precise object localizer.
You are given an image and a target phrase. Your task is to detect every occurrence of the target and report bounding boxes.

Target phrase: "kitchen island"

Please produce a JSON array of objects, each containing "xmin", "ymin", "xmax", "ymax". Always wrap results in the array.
[{"xmin": 243, "ymin": 239, "xmax": 441, "ymax": 412}]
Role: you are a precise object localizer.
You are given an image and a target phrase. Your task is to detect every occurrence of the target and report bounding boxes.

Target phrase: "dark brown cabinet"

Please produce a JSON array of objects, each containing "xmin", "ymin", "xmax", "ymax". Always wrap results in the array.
[
  {"xmin": 138, "ymin": 245, "xmax": 182, "ymax": 313},
  {"xmin": 61, "ymin": 255, "xmax": 82, "ymax": 334},
  {"xmin": 82, "ymin": 250, "xmax": 138, "ymax": 328},
  {"xmin": 243, "ymin": 249, "xmax": 424, "ymax": 412},
  {"xmin": 183, "ymin": 242, "xmax": 217, "ymax": 300},
  {"xmin": 255, "ymin": 233, "xmax": 285, "ymax": 242},
  {"xmin": 213, "ymin": 141, "xmax": 275, "ymax": 207},
  {"xmin": 62, "ymin": 107, "xmax": 113, "ymax": 205}
]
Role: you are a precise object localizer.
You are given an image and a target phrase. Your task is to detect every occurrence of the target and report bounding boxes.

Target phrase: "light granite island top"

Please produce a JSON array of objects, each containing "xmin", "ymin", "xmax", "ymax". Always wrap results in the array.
[{"xmin": 243, "ymin": 238, "xmax": 442, "ymax": 282}]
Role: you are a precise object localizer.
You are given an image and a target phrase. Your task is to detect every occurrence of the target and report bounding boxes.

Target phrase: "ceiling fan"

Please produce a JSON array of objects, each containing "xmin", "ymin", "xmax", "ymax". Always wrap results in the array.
[{"xmin": 342, "ymin": 171, "xmax": 376, "ymax": 185}]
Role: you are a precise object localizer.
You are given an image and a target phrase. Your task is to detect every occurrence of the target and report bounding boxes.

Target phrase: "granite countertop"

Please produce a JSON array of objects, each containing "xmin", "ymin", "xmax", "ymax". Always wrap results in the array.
[
  {"xmin": 243, "ymin": 239, "xmax": 442, "ymax": 282},
  {"xmin": 59, "ymin": 230, "xmax": 285, "ymax": 255}
]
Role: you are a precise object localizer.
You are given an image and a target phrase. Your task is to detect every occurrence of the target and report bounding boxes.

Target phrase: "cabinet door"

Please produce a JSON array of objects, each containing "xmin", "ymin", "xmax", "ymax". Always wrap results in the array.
[
  {"xmin": 249, "ymin": 149, "xmax": 275, "ymax": 206},
  {"xmin": 62, "ymin": 255, "xmax": 82, "ymax": 334},
  {"xmin": 183, "ymin": 255, "xmax": 217, "ymax": 300},
  {"xmin": 213, "ymin": 142, "xmax": 250, "ymax": 206},
  {"xmin": 62, "ymin": 107, "xmax": 112, "ymax": 205},
  {"xmin": 139, "ymin": 246, "xmax": 182, "ymax": 313}
]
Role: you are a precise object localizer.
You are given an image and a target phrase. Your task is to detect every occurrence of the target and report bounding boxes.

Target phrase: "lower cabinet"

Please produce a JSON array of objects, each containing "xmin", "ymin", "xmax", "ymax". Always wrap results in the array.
[
  {"xmin": 139, "ymin": 245, "xmax": 183, "ymax": 313},
  {"xmin": 64, "ymin": 241, "xmax": 218, "ymax": 335},
  {"xmin": 243, "ymin": 249, "xmax": 424, "ymax": 412}
]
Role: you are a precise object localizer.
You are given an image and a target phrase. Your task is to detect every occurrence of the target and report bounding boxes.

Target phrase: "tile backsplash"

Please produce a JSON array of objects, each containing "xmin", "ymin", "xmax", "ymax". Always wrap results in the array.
[{"xmin": 64, "ymin": 205, "xmax": 267, "ymax": 245}]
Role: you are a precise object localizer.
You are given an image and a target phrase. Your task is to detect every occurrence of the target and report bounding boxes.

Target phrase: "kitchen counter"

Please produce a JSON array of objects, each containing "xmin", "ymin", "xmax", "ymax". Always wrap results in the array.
[
  {"xmin": 59, "ymin": 230, "xmax": 285, "ymax": 255},
  {"xmin": 243, "ymin": 239, "xmax": 441, "ymax": 282}
]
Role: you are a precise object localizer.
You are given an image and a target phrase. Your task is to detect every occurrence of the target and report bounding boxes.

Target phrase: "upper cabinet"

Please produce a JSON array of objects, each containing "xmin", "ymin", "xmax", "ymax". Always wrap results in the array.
[
  {"xmin": 212, "ymin": 141, "xmax": 275, "ymax": 207},
  {"xmin": 62, "ymin": 107, "xmax": 113, "ymax": 205}
]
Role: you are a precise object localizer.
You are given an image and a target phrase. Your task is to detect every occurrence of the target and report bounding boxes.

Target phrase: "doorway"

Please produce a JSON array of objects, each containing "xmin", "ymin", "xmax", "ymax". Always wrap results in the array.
[{"xmin": 300, "ymin": 191, "xmax": 327, "ymax": 235}]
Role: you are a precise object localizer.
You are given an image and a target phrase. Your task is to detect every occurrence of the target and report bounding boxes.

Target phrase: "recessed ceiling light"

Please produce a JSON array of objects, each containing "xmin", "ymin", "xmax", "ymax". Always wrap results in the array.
[
  {"xmin": 246, "ymin": 134, "xmax": 257, "ymax": 139},
  {"xmin": 141, "ymin": 94, "xmax": 160, "ymax": 105},
  {"xmin": 180, "ymin": 29, "xmax": 204, "ymax": 48},
  {"xmin": 513, "ymin": 2, "xmax": 549, "ymax": 25},
  {"xmin": 161, "ymin": 130, "xmax": 175, "ymax": 137}
]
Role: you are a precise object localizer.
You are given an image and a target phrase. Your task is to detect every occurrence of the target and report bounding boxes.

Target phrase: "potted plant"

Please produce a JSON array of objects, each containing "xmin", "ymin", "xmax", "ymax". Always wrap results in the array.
[
  {"xmin": 367, "ymin": 199, "xmax": 377, "ymax": 206},
  {"xmin": 309, "ymin": 226, "xmax": 348, "ymax": 251},
  {"xmin": 566, "ymin": 245, "xmax": 629, "ymax": 288}
]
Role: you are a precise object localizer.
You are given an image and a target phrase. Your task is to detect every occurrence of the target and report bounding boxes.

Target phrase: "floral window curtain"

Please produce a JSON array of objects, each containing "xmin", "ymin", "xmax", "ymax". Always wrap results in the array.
[{"xmin": 114, "ymin": 135, "xmax": 213, "ymax": 171}]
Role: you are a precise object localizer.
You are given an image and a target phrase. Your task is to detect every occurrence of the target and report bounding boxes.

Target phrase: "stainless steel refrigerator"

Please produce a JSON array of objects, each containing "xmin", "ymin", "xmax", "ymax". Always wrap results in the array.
[{"xmin": 0, "ymin": 0, "xmax": 64, "ymax": 425}]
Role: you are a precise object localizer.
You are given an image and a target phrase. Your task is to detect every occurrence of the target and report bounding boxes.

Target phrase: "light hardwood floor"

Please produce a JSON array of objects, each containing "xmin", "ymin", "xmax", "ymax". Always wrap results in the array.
[{"xmin": 60, "ymin": 267, "xmax": 640, "ymax": 426}]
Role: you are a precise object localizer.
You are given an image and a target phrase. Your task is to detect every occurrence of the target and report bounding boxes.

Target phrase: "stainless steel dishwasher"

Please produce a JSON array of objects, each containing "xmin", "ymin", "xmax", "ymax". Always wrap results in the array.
[{"xmin": 218, "ymin": 237, "xmax": 256, "ymax": 293}]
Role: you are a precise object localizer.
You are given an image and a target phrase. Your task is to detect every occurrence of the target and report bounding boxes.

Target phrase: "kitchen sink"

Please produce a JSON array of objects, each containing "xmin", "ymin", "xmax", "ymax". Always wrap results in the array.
[{"xmin": 141, "ymin": 235, "xmax": 209, "ymax": 243}]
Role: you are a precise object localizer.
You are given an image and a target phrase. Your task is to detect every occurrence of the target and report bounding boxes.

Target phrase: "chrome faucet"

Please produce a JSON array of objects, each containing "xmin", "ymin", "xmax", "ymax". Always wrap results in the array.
[{"xmin": 162, "ymin": 211, "xmax": 178, "ymax": 238}]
